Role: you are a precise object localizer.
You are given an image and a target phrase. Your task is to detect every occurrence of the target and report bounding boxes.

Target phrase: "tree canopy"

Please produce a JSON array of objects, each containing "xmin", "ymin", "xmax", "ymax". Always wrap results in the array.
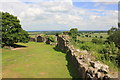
[
  {"xmin": 69, "ymin": 28, "xmax": 78, "ymax": 41},
  {"xmin": 1, "ymin": 12, "xmax": 29, "ymax": 46},
  {"xmin": 108, "ymin": 30, "xmax": 120, "ymax": 48},
  {"xmin": 107, "ymin": 27, "xmax": 118, "ymax": 35}
]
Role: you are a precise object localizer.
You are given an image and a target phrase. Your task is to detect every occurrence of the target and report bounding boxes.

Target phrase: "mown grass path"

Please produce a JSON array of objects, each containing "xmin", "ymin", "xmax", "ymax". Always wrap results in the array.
[{"xmin": 2, "ymin": 42, "xmax": 71, "ymax": 78}]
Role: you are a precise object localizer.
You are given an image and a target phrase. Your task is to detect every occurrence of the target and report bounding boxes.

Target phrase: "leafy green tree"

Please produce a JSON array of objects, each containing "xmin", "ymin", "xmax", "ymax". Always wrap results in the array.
[
  {"xmin": 69, "ymin": 28, "xmax": 78, "ymax": 41},
  {"xmin": 85, "ymin": 35, "xmax": 88, "ymax": 37},
  {"xmin": 100, "ymin": 36, "xmax": 103, "ymax": 38},
  {"xmin": 118, "ymin": 23, "xmax": 120, "ymax": 28},
  {"xmin": 63, "ymin": 31, "xmax": 69, "ymax": 35},
  {"xmin": 1, "ymin": 12, "xmax": 29, "ymax": 46},
  {"xmin": 117, "ymin": 50, "xmax": 120, "ymax": 67},
  {"xmin": 108, "ymin": 30, "xmax": 120, "ymax": 48},
  {"xmin": 107, "ymin": 27, "xmax": 118, "ymax": 35}
]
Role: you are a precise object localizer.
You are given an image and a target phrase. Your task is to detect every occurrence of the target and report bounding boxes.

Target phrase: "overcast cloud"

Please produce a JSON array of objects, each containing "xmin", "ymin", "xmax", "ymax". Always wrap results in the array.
[{"xmin": 0, "ymin": 0, "xmax": 118, "ymax": 31}]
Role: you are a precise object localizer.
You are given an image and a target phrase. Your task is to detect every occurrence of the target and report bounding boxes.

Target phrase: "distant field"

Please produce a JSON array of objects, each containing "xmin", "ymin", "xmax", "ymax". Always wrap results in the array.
[
  {"xmin": 78, "ymin": 33, "xmax": 108, "ymax": 42},
  {"xmin": 2, "ymin": 42, "xmax": 71, "ymax": 78},
  {"xmin": 28, "ymin": 31, "xmax": 62, "ymax": 38}
]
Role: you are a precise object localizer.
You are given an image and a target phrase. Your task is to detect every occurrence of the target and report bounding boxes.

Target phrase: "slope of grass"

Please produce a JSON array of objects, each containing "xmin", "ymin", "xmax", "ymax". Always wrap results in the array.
[{"xmin": 2, "ymin": 42, "xmax": 71, "ymax": 78}]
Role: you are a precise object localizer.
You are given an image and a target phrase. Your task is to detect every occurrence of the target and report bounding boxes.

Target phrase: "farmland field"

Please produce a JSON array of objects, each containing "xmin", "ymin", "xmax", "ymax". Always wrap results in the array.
[
  {"xmin": 78, "ymin": 33, "xmax": 108, "ymax": 42},
  {"xmin": 2, "ymin": 42, "xmax": 72, "ymax": 78}
]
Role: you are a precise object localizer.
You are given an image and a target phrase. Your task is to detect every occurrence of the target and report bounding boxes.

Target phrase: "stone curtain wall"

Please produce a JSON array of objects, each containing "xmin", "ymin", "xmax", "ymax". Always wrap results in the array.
[{"xmin": 56, "ymin": 35, "xmax": 117, "ymax": 80}]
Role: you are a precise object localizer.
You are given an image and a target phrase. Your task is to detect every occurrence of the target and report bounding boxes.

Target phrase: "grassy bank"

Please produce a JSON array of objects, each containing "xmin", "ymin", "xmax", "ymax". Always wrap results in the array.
[{"xmin": 2, "ymin": 42, "xmax": 71, "ymax": 78}]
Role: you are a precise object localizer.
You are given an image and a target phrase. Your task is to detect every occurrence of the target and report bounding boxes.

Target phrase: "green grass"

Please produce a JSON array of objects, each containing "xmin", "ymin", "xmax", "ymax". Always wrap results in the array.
[
  {"xmin": 78, "ymin": 33, "xmax": 108, "ymax": 42},
  {"xmin": 2, "ymin": 42, "xmax": 71, "ymax": 78}
]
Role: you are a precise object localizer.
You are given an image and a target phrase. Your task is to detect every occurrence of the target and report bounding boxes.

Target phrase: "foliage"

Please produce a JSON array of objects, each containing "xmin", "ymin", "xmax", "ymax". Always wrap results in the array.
[
  {"xmin": 91, "ymin": 38, "xmax": 104, "ymax": 44},
  {"xmin": 118, "ymin": 23, "xmax": 120, "ymax": 28},
  {"xmin": 1, "ymin": 12, "xmax": 29, "ymax": 46},
  {"xmin": 47, "ymin": 35, "xmax": 56, "ymax": 42},
  {"xmin": 70, "ymin": 30, "xmax": 119, "ymax": 71},
  {"xmin": 117, "ymin": 50, "xmax": 120, "ymax": 67},
  {"xmin": 69, "ymin": 28, "xmax": 78, "ymax": 41},
  {"xmin": 85, "ymin": 35, "xmax": 88, "ymax": 37},
  {"xmin": 63, "ymin": 31, "xmax": 69, "ymax": 35},
  {"xmin": 80, "ymin": 44, "xmax": 90, "ymax": 51},
  {"xmin": 107, "ymin": 27, "xmax": 118, "ymax": 35},
  {"xmin": 108, "ymin": 30, "xmax": 120, "ymax": 48},
  {"xmin": 100, "ymin": 36, "xmax": 103, "ymax": 38},
  {"xmin": 95, "ymin": 36, "xmax": 97, "ymax": 38}
]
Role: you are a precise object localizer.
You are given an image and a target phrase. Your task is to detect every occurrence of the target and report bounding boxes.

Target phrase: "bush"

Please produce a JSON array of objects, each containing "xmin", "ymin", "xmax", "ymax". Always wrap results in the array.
[
  {"xmin": 99, "ymin": 48, "xmax": 108, "ymax": 54},
  {"xmin": 117, "ymin": 50, "xmax": 120, "ymax": 66},
  {"xmin": 69, "ymin": 28, "xmax": 78, "ymax": 41},
  {"xmin": 105, "ymin": 42, "xmax": 118, "ymax": 54},
  {"xmin": 91, "ymin": 38, "xmax": 104, "ymax": 44},
  {"xmin": 95, "ymin": 36, "xmax": 97, "ymax": 38},
  {"xmin": 100, "ymin": 36, "xmax": 103, "ymax": 38},
  {"xmin": 108, "ymin": 30, "xmax": 120, "ymax": 48},
  {"xmin": 80, "ymin": 45, "xmax": 90, "ymax": 51},
  {"xmin": 89, "ymin": 35, "xmax": 91, "ymax": 37},
  {"xmin": 85, "ymin": 35, "xmax": 89, "ymax": 37},
  {"xmin": 48, "ymin": 36, "xmax": 55, "ymax": 42}
]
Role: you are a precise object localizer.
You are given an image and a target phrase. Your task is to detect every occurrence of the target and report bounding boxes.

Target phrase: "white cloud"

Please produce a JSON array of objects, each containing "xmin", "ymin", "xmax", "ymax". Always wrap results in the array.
[
  {"xmin": 0, "ymin": 0, "xmax": 118, "ymax": 30},
  {"xmin": 72, "ymin": 0, "xmax": 119, "ymax": 2}
]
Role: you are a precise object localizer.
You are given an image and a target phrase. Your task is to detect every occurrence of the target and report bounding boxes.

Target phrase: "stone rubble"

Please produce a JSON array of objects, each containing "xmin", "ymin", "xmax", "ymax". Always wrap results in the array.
[{"xmin": 56, "ymin": 35, "xmax": 114, "ymax": 80}]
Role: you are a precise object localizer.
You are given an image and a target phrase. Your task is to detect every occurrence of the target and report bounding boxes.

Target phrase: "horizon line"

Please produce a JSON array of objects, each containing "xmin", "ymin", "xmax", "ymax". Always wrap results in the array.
[{"xmin": 27, "ymin": 30, "xmax": 108, "ymax": 32}]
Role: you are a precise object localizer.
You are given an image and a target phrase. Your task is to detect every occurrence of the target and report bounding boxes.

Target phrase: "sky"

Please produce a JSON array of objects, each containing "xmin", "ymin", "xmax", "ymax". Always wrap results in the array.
[{"xmin": 0, "ymin": 0, "xmax": 119, "ymax": 31}]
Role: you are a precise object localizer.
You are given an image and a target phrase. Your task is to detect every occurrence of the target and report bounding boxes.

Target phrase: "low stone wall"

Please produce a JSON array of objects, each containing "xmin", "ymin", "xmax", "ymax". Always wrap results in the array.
[
  {"xmin": 35, "ymin": 35, "xmax": 47, "ymax": 42},
  {"xmin": 56, "ymin": 35, "xmax": 117, "ymax": 80},
  {"xmin": 30, "ymin": 34, "xmax": 57, "ymax": 46}
]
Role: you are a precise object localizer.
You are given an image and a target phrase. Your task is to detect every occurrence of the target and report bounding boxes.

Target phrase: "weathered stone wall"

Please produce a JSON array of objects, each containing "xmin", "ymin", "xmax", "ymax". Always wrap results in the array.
[
  {"xmin": 57, "ymin": 35, "xmax": 117, "ymax": 80},
  {"xmin": 30, "ymin": 34, "xmax": 57, "ymax": 45},
  {"xmin": 30, "ymin": 37, "xmax": 35, "ymax": 42},
  {"xmin": 35, "ymin": 35, "xmax": 47, "ymax": 42}
]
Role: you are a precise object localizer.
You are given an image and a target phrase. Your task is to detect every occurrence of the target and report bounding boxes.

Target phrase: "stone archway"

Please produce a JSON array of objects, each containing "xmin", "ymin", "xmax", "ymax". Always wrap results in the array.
[{"xmin": 37, "ymin": 36, "xmax": 44, "ymax": 42}]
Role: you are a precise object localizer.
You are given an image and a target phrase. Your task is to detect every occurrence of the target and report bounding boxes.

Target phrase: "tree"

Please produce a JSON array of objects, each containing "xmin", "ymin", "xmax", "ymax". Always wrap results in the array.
[
  {"xmin": 117, "ymin": 50, "xmax": 120, "ymax": 67},
  {"xmin": 100, "ymin": 36, "xmax": 103, "ymax": 38},
  {"xmin": 118, "ymin": 23, "xmax": 120, "ymax": 28},
  {"xmin": 85, "ymin": 35, "xmax": 88, "ymax": 37},
  {"xmin": 107, "ymin": 27, "xmax": 118, "ymax": 35},
  {"xmin": 108, "ymin": 30, "xmax": 120, "ymax": 48},
  {"xmin": 69, "ymin": 28, "xmax": 78, "ymax": 41},
  {"xmin": 1, "ymin": 12, "xmax": 29, "ymax": 46}
]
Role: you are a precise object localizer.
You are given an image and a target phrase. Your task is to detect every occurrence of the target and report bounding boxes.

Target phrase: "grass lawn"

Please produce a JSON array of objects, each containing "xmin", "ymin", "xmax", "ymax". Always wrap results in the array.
[{"xmin": 2, "ymin": 42, "xmax": 72, "ymax": 78}]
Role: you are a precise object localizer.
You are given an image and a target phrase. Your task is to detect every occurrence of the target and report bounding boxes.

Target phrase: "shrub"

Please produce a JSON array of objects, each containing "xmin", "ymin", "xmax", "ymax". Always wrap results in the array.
[
  {"xmin": 108, "ymin": 30, "xmax": 120, "ymax": 48},
  {"xmin": 80, "ymin": 45, "xmax": 90, "ymax": 51},
  {"xmin": 69, "ymin": 28, "xmax": 78, "ymax": 41},
  {"xmin": 99, "ymin": 48, "xmax": 108, "ymax": 54},
  {"xmin": 100, "ymin": 36, "xmax": 103, "ymax": 38},
  {"xmin": 91, "ymin": 38, "xmax": 104, "ymax": 44},
  {"xmin": 89, "ymin": 35, "xmax": 91, "ymax": 37},
  {"xmin": 85, "ymin": 35, "xmax": 89, "ymax": 37},
  {"xmin": 95, "ymin": 36, "xmax": 97, "ymax": 38},
  {"xmin": 105, "ymin": 42, "xmax": 118, "ymax": 54},
  {"xmin": 117, "ymin": 50, "xmax": 120, "ymax": 66},
  {"xmin": 48, "ymin": 36, "xmax": 55, "ymax": 42}
]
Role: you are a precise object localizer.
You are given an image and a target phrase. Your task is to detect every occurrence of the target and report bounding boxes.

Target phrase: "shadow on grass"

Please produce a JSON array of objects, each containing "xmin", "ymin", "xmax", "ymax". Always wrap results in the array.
[
  {"xmin": 10, "ymin": 44, "xmax": 27, "ymax": 48},
  {"xmin": 66, "ymin": 53, "xmax": 83, "ymax": 80},
  {"xmin": 53, "ymin": 46, "xmax": 66, "ymax": 53},
  {"xmin": 53, "ymin": 46, "xmax": 83, "ymax": 80}
]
